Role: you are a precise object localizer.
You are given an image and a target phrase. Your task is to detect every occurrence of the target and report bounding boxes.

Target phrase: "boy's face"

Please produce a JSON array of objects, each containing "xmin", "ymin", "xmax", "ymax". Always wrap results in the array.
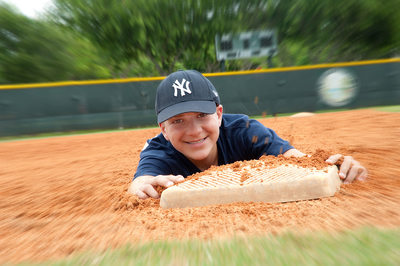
[{"xmin": 160, "ymin": 105, "xmax": 223, "ymax": 166}]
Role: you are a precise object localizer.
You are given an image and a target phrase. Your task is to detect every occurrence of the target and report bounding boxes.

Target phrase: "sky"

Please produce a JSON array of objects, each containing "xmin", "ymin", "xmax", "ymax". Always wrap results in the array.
[{"xmin": 3, "ymin": 0, "xmax": 54, "ymax": 18}]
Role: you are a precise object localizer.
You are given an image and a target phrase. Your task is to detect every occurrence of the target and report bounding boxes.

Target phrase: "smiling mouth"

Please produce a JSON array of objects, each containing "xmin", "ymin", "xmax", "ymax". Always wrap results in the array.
[{"xmin": 186, "ymin": 137, "xmax": 207, "ymax": 144}]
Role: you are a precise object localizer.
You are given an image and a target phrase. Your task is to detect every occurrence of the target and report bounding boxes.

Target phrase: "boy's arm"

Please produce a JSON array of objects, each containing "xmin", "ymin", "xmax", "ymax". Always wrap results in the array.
[{"xmin": 128, "ymin": 175, "xmax": 184, "ymax": 199}]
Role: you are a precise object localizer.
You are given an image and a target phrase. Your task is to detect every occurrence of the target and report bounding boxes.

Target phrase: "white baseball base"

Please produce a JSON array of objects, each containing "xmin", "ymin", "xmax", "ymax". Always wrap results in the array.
[{"xmin": 160, "ymin": 164, "xmax": 341, "ymax": 209}]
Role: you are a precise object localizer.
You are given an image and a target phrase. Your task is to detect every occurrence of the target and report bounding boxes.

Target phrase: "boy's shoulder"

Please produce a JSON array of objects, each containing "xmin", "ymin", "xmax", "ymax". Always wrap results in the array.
[
  {"xmin": 221, "ymin": 113, "xmax": 250, "ymax": 128},
  {"xmin": 141, "ymin": 133, "xmax": 172, "ymax": 156}
]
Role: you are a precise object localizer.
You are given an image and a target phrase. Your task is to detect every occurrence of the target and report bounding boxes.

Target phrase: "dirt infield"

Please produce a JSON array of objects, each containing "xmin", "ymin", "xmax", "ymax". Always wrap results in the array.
[{"xmin": 1, "ymin": 109, "xmax": 399, "ymax": 263}]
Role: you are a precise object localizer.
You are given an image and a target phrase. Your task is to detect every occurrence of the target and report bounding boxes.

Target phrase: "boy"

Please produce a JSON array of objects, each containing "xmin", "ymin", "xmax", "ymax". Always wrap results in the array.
[{"xmin": 129, "ymin": 70, "xmax": 367, "ymax": 199}]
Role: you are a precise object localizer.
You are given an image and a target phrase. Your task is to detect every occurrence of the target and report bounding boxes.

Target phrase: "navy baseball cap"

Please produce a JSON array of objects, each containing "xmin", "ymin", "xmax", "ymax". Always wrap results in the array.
[{"xmin": 155, "ymin": 70, "xmax": 220, "ymax": 123}]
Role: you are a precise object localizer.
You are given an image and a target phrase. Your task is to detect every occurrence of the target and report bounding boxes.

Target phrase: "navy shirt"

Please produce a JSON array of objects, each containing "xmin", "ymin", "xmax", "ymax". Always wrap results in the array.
[{"xmin": 134, "ymin": 114, "xmax": 293, "ymax": 179}]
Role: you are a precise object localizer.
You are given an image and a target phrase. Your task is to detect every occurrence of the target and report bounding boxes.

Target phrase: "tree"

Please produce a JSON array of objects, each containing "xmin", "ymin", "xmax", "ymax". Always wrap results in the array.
[
  {"xmin": 245, "ymin": 0, "xmax": 400, "ymax": 64},
  {"xmin": 52, "ymin": 0, "xmax": 262, "ymax": 75},
  {"xmin": 0, "ymin": 3, "xmax": 73, "ymax": 83},
  {"xmin": 0, "ymin": 2, "xmax": 113, "ymax": 84},
  {"xmin": 2, "ymin": 0, "xmax": 398, "ymax": 84}
]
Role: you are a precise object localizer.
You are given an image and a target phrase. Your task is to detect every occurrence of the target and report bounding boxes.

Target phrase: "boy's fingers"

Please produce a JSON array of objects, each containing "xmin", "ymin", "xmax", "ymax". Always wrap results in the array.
[
  {"xmin": 343, "ymin": 165, "xmax": 359, "ymax": 184},
  {"xmin": 152, "ymin": 175, "xmax": 185, "ymax": 187},
  {"xmin": 142, "ymin": 184, "xmax": 160, "ymax": 199},
  {"xmin": 338, "ymin": 156, "xmax": 353, "ymax": 179},
  {"xmin": 136, "ymin": 190, "xmax": 149, "ymax": 200},
  {"xmin": 155, "ymin": 178, "xmax": 174, "ymax": 188},
  {"xmin": 357, "ymin": 167, "xmax": 368, "ymax": 181},
  {"xmin": 326, "ymin": 154, "xmax": 343, "ymax": 164},
  {"xmin": 169, "ymin": 175, "xmax": 185, "ymax": 183},
  {"xmin": 131, "ymin": 175, "xmax": 186, "ymax": 199},
  {"xmin": 160, "ymin": 175, "xmax": 185, "ymax": 183}
]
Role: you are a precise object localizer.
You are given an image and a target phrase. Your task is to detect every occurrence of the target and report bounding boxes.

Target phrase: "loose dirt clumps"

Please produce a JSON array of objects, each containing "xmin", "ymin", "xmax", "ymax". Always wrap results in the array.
[
  {"xmin": 183, "ymin": 149, "xmax": 333, "ymax": 185},
  {"xmin": 259, "ymin": 149, "xmax": 333, "ymax": 170},
  {"xmin": 1, "ymin": 109, "xmax": 400, "ymax": 264}
]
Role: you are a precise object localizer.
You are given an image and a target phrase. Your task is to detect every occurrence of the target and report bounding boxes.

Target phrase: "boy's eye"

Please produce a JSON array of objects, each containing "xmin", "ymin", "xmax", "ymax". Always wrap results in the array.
[
  {"xmin": 198, "ymin": 113, "xmax": 208, "ymax": 118},
  {"xmin": 172, "ymin": 119, "xmax": 183, "ymax": 124}
]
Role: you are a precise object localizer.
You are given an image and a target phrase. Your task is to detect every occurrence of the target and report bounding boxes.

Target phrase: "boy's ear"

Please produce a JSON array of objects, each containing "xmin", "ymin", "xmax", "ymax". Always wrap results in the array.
[
  {"xmin": 159, "ymin": 122, "xmax": 170, "ymax": 141},
  {"xmin": 216, "ymin": 104, "xmax": 223, "ymax": 126}
]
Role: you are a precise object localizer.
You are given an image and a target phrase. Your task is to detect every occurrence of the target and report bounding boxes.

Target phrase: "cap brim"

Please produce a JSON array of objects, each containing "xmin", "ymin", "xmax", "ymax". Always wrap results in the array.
[{"xmin": 157, "ymin": 101, "xmax": 216, "ymax": 123}]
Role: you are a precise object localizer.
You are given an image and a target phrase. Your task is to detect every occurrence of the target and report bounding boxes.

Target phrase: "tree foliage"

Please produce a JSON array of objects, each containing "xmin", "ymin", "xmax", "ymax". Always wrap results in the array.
[
  {"xmin": 0, "ymin": 2, "xmax": 111, "ymax": 84},
  {"xmin": 0, "ymin": 0, "xmax": 398, "ymax": 84},
  {"xmin": 250, "ymin": 0, "xmax": 400, "ymax": 64},
  {"xmin": 53, "ymin": 0, "xmax": 249, "ymax": 75},
  {"xmin": 0, "ymin": 3, "xmax": 73, "ymax": 83}
]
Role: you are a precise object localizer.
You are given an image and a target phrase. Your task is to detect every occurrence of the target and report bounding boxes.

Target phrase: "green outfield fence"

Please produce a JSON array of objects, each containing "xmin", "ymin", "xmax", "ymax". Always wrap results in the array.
[{"xmin": 0, "ymin": 58, "xmax": 399, "ymax": 137}]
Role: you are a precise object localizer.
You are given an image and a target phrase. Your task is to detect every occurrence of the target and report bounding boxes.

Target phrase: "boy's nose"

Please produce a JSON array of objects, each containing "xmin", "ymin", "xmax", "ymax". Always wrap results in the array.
[{"xmin": 186, "ymin": 119, "xmax": 202, "ymax": 135}]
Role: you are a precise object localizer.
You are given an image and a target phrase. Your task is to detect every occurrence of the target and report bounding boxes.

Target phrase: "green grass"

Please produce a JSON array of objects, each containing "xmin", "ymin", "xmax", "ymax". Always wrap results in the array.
[
  {"xmin": 373, "ymin": 105, "xmax": 400, "ymax": 112},
  {"xmin": 20, "ymin": 227, "xmax": 400, "ymax": 266}
]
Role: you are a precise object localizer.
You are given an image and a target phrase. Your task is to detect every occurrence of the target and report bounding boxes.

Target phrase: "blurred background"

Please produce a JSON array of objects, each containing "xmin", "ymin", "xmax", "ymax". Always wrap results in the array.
[{"xmin": 1, "ymin": 0, "xmax": 399, "ymax": 84}]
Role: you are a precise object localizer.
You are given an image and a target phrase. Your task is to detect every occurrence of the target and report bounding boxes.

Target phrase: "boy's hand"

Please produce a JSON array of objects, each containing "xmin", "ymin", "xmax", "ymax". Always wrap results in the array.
[
  {"xmin": 128, "ymin": 175, "xmax": 185, "ymax": 199},
  {"xmin": 326, "ymin": 154, "xmax": 368, "ymax": 184}
]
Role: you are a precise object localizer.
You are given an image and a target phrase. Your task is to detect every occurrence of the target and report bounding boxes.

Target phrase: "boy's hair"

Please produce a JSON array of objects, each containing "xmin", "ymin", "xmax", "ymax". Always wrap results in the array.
[{"xmin": 155, "ymin": 70, "xmax": 221, "ymax": 123}]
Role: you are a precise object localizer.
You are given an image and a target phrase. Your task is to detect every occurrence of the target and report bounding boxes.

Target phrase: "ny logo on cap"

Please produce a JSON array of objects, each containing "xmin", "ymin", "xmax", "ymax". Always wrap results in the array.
[{"xmin": 172, "ymin": 79, "xmax": 191, "ymax": 97}]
